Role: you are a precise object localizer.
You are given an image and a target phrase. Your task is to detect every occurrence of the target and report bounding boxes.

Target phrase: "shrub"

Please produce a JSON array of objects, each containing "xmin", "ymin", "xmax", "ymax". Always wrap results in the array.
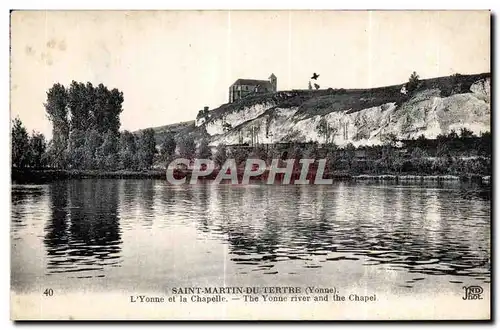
[{"xmin": 407, "ymin": 71, "xmax": 420, "ymax": 93}]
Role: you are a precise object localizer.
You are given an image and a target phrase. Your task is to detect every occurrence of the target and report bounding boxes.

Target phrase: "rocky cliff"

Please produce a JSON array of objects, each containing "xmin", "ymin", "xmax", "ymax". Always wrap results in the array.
[
  {"xmin": 145, "ymin": 73, "xmax": 490, "ymax": 148},
  {"xmin": 197, "ymin": 73, "xmax": 490, "ymax": 147}
]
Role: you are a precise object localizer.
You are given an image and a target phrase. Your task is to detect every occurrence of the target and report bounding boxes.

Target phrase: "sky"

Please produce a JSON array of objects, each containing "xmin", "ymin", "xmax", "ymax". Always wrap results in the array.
[{"xmin": 10, "ymin": 10, "xmax": 490, "ymax": 138}]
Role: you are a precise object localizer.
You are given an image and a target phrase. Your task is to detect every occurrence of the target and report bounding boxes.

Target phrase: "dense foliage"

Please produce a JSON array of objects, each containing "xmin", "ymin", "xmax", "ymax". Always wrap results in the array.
[
  {"xmin": 208, "ymin": 129, "xmax": 491, "ymax": 176},
  {"xmin": 13, "ymin": 82, "xmax": 163, "ymax": 170}
]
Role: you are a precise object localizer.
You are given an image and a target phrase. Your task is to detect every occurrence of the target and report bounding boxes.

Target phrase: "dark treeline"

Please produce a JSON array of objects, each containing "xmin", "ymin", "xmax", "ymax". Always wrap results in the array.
[
  {"xmin": 11, "ymin": 117, "xmax": 47, "ymax": 168},
  {"xmin": 12, "ymin": 82, "xmax": 171, "ymax": 171},
  {"xmin": 208, "ymin": 129, "xmax": 491, "ymax": 177},
  {"xmin": 12, "ymin": 81, "xmax": 200, "ymax": 172}
]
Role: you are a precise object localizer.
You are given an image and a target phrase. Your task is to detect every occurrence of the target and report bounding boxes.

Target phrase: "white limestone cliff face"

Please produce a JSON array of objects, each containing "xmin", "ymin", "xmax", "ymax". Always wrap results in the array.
[
  {"xmin": 470, "ymin": 78, "xmax": 490, "ymax": 103},
  {"xmin": 205, "ymin": 102, "xmax": 277, "ymax": 136},
  {"xmin": 204, "ymin": 78, "xmax": 490, "ymax": 147}
]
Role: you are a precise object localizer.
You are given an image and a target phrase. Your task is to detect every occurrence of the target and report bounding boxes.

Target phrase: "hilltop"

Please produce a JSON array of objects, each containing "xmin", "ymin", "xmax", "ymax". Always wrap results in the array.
[
  {"xmin": 143, "ymin": 72, "xmax": 490, "ymax": 147},
  {"xmin": 134, "ymin": 120, "xmax": 196, "ymax": 145}
]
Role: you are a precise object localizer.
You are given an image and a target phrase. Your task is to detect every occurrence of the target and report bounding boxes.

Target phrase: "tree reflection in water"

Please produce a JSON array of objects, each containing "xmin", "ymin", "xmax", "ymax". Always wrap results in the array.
[
  {"xmin": 44, "ymin": 180, "xmax": 122, "ymax": 278},
  {"xmin": 194, "ymin": 183, "xmax": 490, "ymax": 281}
]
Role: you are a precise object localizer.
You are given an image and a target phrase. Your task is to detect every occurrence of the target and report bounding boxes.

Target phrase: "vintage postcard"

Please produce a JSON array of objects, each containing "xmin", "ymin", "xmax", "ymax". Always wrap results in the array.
[{"xmin": 10, "ymin": 10, "xmax": 491, "ymax": 320}]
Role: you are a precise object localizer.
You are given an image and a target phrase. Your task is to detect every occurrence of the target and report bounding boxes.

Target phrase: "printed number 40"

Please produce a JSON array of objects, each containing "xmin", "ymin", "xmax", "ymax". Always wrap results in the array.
[{"xmin": 43, "ymin": 288, "xmax": 54, "ymax": 296}]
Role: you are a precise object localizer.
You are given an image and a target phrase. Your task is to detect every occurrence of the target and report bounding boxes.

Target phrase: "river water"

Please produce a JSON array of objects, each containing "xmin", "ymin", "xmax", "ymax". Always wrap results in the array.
[{"xmin": 11, "ymin": 180, "xmax": 490, "ymax": 300}]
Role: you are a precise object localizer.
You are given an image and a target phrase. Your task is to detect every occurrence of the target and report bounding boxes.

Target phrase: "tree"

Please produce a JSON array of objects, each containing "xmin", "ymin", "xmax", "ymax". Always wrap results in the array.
[
  {"xmin": 197, "ymin": 138, "xmax": 212, "ymax": 159},
  {"xmin": 11, "ymin": 117, "xmax": 30, "ymax": 168},
  {"xmin": 392, "ymin": 152, "xmax": 404, "ymax": 174},
  {"xmin": 46, "ymin": 138, "xmax": 68, "ymax": 169},
  {"xmin": 118, "ymin": 130, "xmax": 137, "ymax": 169},
  {"xmin": 67, "ymin": 129, "xmax": 86, "ymax": 169},
  {"xmin": 214, "ymin": 144, "xmax": 228, "ymax": 168},
  {"xmin": 137, "ymin": 129, "xmax": 156, "ymax": 169},
  {"xmin": 326, "ymin": 144, "xmax": 340, "ymax": 172},
  {"xmin": 316, "ymin": 118, "xmax": 336, "ymax": 144},
  {"xmin": 447, "ymin": 129, "xmax": 459, "ymax": 140},
  {"xmin": 68, "ymin": 81, "xmax": 124, "ymax": 135},
  {"xmin": 214, "ymin": 144, "xmax": 229, "ymax": 167},
  {"xmin": 45, "ymin": 81, "xmax": 124, "ymax": 169},
  {"xmin": 407, "ymin": 71, "xmax": 420, "ymax": 93},
  {"xmin": 411, "ymin": 147, "xmax": 427, "ymax": 159},
  {"xmin": 380, "ymin": 145, "xmax": 395, "ymax": 173},
  {"xmin": 308, "ymin": 81, "xmax": 313, "ymax": 90},
  {"xmin": 415, "ymin": 134, "xmax": 427, "ymax": 149},
  {"xmin": 303, "ymin": 142, "xmax": 319, "ymax": 159},
  {"xmin": 159, "ymin": 133, "xmax": 176, "ymax": 162},
  {"xmin": 410, "ymin": 147, "xmax": 428, "ymax": 173},
  {"xmin": 316, "ymin": 118, "xmax": 328, "ymax": 144},
  {"xmin": 161, "ymin": 133, "xmax": 176, "ymax": 157},
  {"xmin": 314, "ymin": 83, "xmax": 320, "ymax": 90},
  {"xmin": 68, "ymin": 81, "xmax": 93, "ymax": 132},
  {"xmin": 97, "ymin": 130, "xmax": 119, "ymax": 170},
  {"xmin": 288, "ymin": 143, "xmax": 303, "ymax": 160},
  {"xmin": 92, "ymin": 83, "xmax": 124, "ymax": 135},
  {"xmin": 436, "ymin": 142, "xmax": 450, "ymax": 157},
  {"xmin": 45, "ymin": 83, "xmax": 69, "ymax": 168},
  {"xmin": 248, "ymin": 123, "xmax": 261, "ymax": 145},
  {"xmin": 343, "ymin": 143, "xmax": 356, "ymax": 171},
  {"xmin": 231, "ymin": 147, "xmax": 250, "ymax": 167},
  {"xmin": 460, "ymin": 127, "xmax": 474, "ymax": 139},
  {"xmin": 177, "ymin": 135, "xmax": 196, "ymax": 160},
  {"xmin": 83, "ymin": 129, "xmax": 102, "ymax": 169},
  {"xmin": 381, "ymin": 133, "xmax": 398, "ymax": 148},
  {"xmin": 477, "ymin": 131, "xmax": 491, "ymax": 157},
  {"xmin": 380, "ymin": 133, "xmax": 400, "ymax": 172},
  {"xmin": 29, "ymin": 131, "xmax": 47, "ymax": 168},
  {"xmin": 252, "ymin": 144, "xmax": 269, "ymax": 162}
]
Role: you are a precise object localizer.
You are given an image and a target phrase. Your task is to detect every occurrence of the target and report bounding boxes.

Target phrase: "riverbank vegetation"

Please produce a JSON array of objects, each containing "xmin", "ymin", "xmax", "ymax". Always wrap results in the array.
[{"xmin": 208, "ymin": 129, "xmax": 491, "ymax": 177}]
